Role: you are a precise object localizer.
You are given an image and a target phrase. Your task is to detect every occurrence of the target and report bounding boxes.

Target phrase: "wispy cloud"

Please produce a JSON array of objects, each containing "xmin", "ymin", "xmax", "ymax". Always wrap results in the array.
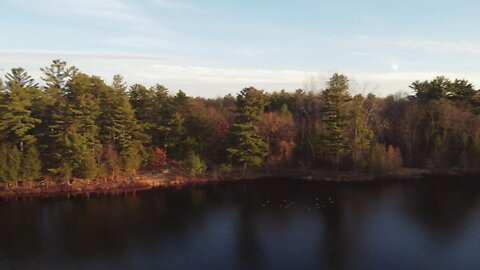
[
  {"xmin": 0, "ymin": 49, "xmax": 182, "ymax": 62},
  {"xmin": 357, "ymin": 71, "xmax": 480, "ymax": 82},
  {"xmin": 102, "ymin": 36, "xmax": 171, "ymax": 49},
  {"xmin": 8, "ymin": 0, "xmax": 148, "ymax": 24},
  {"xmin": 153, "ymin": 0, "xmax": 199, "ymax": 12},
  {"xmin": 353, "ymin": 36, "xmax": 480, "ymax": 54}
]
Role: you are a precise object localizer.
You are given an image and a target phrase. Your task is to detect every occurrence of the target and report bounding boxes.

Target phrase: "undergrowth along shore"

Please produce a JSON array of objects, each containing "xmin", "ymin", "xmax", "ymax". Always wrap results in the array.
[{"xmin": 1, "ymin": 167, "xmax": 478, "ymax": 201}]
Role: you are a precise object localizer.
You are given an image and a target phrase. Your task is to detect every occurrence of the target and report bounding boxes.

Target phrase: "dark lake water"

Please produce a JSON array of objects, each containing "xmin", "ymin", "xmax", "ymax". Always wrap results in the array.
[{"xmin": 1, "ymin": 177, "xmax": 480, "ymax": 270}]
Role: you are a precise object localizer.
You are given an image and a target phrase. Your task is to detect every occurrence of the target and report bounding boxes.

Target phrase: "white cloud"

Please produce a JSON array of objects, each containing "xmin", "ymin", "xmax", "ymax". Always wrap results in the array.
[
  {"xmin": 354, "ymin": 71, "xmax": 480, "ymax": 95},
  {"xmin": 0, "ymin": 50, "xmax": 317, "ymax": 96},
  {"xmin": 3, "ymin": 50, "xmax": 480, "ymax": 97},
  {"xmin": 148, "ymin": 65, "xmax": 318, "ymax": 84}
]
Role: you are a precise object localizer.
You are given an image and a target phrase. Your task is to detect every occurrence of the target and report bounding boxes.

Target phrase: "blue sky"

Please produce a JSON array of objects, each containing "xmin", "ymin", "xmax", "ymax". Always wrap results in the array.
[{"xmin": 1, "ymin": 0, "xmax": 480, "ymax": 97}]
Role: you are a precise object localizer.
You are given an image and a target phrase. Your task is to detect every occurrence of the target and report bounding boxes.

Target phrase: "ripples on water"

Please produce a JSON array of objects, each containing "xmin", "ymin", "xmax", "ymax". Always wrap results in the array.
[{"xmin": 1, "ymin": 177, "xmax": 479, "ymax": 270}]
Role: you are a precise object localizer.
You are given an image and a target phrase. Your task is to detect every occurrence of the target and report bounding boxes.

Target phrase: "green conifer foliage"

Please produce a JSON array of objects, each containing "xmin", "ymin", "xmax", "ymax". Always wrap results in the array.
[
  {"xmin": 0, "ymin": 79, "xmax": 5, "ymax": 102},
  {"xmin": 129, "ymin": 84, "xmax": 155, "ymax": 128},
  {"xmin": 7, "ymin": 145, "xmax": 21, "ymax": 184},
  {"xmin": 6, "ymin": 61, "xmax": 480, "ymax": 182},
  {"xmin": 36, "ymin": 60, "xmax": 78, "ymax": 170},
  {"xmin": 349, "ymin": 95, "xmax": 373, "ymax": 172},
  {"xmin": 78, "ymin": 150, "xmax": 98, "ymax": 180},
  {"xmin": 0, "ymin": 144, "xmax": 9, "ymax": 183},
  {"xmin": 164, "ymin": 112, "xmax": 193, "ymax": 160},
  {"xmin": 113, "ymin": 93, "xmax": 145, "ymax": 152},
  {"xmin": 227, "ymin": 87, "xmax": 268, "ymax": 174},
  {"xmin": 235, "ymin": 87, "xmax": 267, "ymax": 122},
  {"xmin": 5, "ymin": 68, "xmax": 38, "ymax": 89},
  {"xmin": 186, "ymin": 153, "xmax": 206, "ymax": 177},
  {"xmin": 0, "ymin": 83, "xmax": 41, "ymax": 149},
  {"xmin": 98, "ymin": 78, "xmax": 121, "ymax": 145},
  {"xmin": 99, "ymin": 76, "xmax": 144, "ymax": 151},
  {"xmin": 122, "ymin": 143, "xmax": 143, "ymax": 177},
  {"xmin": 41, "ymin": 59, "xmax": 79, "ymax": 89},
  {"xmin": 150, "ymin": 84, "xmax": 172, "ymax": 148},
  {"xmin": 100, "ymin": 144, "xmax": 121, "ymax": 178},
  {"xmin": 58, "ymin": 162, "xmax": 74, "ymax": 183},
  {"xmin": 318, "ymin": 73, "xmax": 352, "ymax": 172},
  {"xmin": 228, "ymin": 123, "xmax": 268, "ymax": 171},
  {"xmin": 47, "ymin": 74, "xmax": 101, "ymax": 178},
  {"xmin": 22, "ymin": 144, "xmax": 42, "ymax": 181}
]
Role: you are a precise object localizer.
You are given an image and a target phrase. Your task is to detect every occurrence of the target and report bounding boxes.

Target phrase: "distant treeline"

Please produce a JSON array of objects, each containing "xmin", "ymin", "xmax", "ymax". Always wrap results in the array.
[{"xmin": 1, "ymin": 60, "xmax": 480, "ymax": 183}]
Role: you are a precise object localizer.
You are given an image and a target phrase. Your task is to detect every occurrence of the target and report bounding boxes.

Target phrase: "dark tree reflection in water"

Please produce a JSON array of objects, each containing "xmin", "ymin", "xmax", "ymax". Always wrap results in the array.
[{"xmin": 1, "ymin": 177, "xmax": 479, "ymax": 270}]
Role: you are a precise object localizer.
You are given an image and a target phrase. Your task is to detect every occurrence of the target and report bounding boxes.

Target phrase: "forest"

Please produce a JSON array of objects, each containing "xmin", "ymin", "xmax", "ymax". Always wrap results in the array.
[{"xmin": 1, "ymin": 59, "xmax": 480, "ymax": 184}]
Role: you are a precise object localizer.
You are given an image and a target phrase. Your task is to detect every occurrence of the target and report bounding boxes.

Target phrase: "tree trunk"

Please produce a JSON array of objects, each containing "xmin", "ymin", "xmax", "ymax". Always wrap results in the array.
[
  {"xmin": 335, "ymin": 152, "xmax": 340, "ymax": 174},
  {"xmin": 242, "ymin": 163, "xmax": 247, "ymax": 179}
]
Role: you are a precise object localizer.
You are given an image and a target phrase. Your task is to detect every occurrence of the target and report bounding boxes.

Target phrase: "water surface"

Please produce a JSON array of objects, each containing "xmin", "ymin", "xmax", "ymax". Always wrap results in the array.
[{"xmin": 1, "ymin": 177, "xmax": 479, "ymax": 270}]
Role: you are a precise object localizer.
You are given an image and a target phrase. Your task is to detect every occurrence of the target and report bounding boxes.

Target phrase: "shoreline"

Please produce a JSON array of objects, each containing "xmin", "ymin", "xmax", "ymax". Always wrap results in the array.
[{"xmin": 1, "ymin": 168, "xmax": 478, "ymax": 201}]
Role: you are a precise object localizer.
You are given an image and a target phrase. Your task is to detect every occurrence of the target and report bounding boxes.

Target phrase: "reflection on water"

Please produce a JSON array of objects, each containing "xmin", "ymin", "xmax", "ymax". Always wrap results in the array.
[{"xmin": 1, "ymin": 177, "xmax": 480, "ymax": 270}]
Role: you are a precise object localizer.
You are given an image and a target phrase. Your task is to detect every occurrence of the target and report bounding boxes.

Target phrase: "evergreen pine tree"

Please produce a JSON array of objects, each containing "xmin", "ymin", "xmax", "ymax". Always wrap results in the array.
[
  {"xmin": 0, "ymin": 79, "xmax": 5, "ymax": 103},
  {"xmin": 150, "ymin": 84, "xmax": 172, "ymax": 148},
  {"xmin": 48, "ymin": 74, "xmax": 101, "ymax": 179},
  {"xmin": 7, "ymin": 145, "xmax": 22, "ymax": 185},
  {"xmin": 186, "ymin": 153, "xmax": 206, "ymax": 177},
  {"xmin": 22, "ymin": 144, "xmax": 42, "ymax": 181},
  {"xmin": 0, "ymin": 83, "xmax": 41, "ymax": 151},
  {"xmin": 0, "ymin": 143, "xmax": 8, "ymax": 183},
  {"xmin": 37, "ymin": 60, "xmax": 78, "ymax": 170},
  {"xmin": 41, "ymin": 59, "xmax": 79, "ymax": 90},
  {"xmin": 100, "ymin": 144, "xmax": 121, "ymax": 178},
  {"xmin": 98, "ymin": 76, "xmax": 122, "ymax": 145},
  {"xmin": 129, "ymin": 84, "xmax": 155, "ymax": 129},
  {"xmin": 227, "ymin": 87, "xmax": 268, "ymax": 174},
  {"xmin": 122, "ymin": 143, "xmax": 143, "ymax": 177},
  {"xmin": 228, "ymin": 123, "xmax": 268, "ymax": 173},
  {"xmin": 58, "ymin": 162, "xmax": 74, "ymax": 183},
  {"xmin": 78, "ymin": 150, "xmax": 98, "ymax": 180},
  {"xmin": 109, "ymin": 76, "xmax": 146, "ymax": 152},
  {"xmin": 318, "ymin": 73, "xmax": 352, "ymax": 172},
  {"xmin": 165, "ymin": 112, "xmax": 192, "ymax": 160},
  {"xmin": 5, "ymin": 68, "xmax": 38, "ymax": 89}
]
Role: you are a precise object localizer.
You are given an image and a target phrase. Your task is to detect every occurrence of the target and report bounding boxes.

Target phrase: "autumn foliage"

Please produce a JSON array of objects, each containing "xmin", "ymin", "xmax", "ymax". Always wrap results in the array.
[
  {"xmin": 260, "ymin": 110, "xmax": 296, "ymax": 167},
  {"xmin": 152, "ymin": 147, "xmax": 167, "ymax": 167}
]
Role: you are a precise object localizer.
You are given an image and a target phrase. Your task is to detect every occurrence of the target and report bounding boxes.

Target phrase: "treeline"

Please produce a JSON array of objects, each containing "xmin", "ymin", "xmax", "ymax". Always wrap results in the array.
[{"xmin": 1, "ymin": 60, "xmax": 480, "ymax": 184}]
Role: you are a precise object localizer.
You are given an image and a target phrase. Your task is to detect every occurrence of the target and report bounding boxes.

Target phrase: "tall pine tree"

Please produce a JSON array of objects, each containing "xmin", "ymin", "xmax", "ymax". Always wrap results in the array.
[
  {"xmin": 21, "ymin": 144, "xmax": 42, "ymax": 181},
  {"xmin": 5, "ymin": 68, "xmax": 38, "ymax": 89},
  {"xmin": 48, "ymin": 74, "xmax": 101, "ymax": 180},
  {"xmin": 227, "ymin": 87, "xmax": 268, "ymax": 175},
  {"xmin": 0, "ymin": 82, "xmax": 41, "ymax": 152},
  {"xmin": 318, "ymin": 73, "xmax": 352, "ymax": 172}
]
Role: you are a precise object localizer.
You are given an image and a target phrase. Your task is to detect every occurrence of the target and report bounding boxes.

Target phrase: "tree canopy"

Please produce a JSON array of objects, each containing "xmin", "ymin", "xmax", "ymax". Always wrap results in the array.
[{"xmin": 1, "ymin": 61, "xmax": 480, "ymax": 184}]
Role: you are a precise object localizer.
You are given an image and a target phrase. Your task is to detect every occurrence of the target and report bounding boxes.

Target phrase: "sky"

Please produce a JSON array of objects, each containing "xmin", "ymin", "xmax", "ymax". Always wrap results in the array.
[{"xmin": 1, "ymin": 0, "xmax": 480, "ymax": 97}]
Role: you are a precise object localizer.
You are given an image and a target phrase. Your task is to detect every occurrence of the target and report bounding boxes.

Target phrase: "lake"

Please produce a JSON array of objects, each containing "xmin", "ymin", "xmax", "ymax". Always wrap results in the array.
[{"xmin": 1, "ymin": 177, "xmax": 479, "ymax": 270}]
